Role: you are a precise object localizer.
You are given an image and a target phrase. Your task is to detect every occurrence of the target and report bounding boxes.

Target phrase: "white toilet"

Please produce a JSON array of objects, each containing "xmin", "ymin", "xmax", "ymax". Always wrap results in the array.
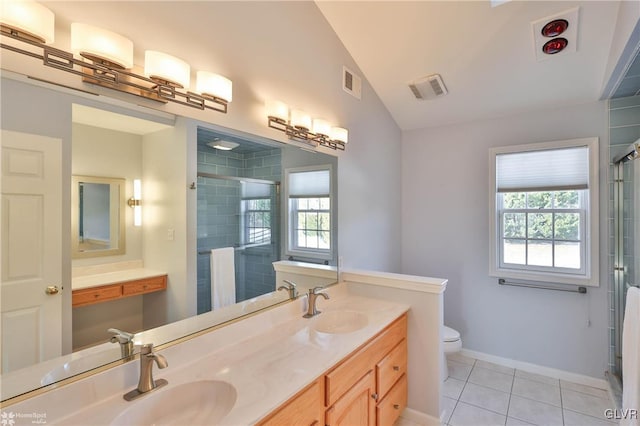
[{"xmin": 442, "ymin": 326, "xmax": 462, "ymax": 381}]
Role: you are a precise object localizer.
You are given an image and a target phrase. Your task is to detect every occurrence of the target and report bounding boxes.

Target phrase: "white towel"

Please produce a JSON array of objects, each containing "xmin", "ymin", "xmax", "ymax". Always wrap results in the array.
[
  {"xmin": 210, "ymin": 247, "xmax": 236, "ymax": 310},
  {"xmin": 622, "ymin": 286, "xmax": 640, "ymax": 426}
]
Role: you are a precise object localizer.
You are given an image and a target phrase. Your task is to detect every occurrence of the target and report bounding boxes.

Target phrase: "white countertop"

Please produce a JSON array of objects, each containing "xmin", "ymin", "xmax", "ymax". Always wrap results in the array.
[
  {"xmin": 72, "ymin": 268, "xmax": 167, "ymax": 291},
  {"xmin": 11, "ymin": 283, "xmax": 409, "ymax": 425}
]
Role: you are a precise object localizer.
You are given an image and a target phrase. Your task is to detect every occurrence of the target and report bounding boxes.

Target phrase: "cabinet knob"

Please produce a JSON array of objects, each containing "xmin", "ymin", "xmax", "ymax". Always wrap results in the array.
[
  {"xmin": 393, "ymin": 365, "xmax": 400, "ymax": 371},
  {"xmin": 393, "ymin": 404, "xmax": 400, "ymax": 410},
  {"xmin": 371, "ymin": 393, "xmax": 378, "ymax": 401}
]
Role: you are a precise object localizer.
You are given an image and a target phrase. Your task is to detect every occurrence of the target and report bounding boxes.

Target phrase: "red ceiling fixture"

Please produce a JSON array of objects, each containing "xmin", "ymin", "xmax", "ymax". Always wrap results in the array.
[
  {"xmin": 541, "ymin": 19, "xmax": 569, "ymax": 37},
  {"xmin": 542, "ymin": 38, "xmax": 568, "ymax": 55}
]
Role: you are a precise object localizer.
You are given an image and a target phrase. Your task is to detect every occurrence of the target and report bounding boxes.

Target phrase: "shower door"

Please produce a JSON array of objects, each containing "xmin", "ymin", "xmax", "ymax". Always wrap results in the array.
[
  {"xmin": 613, "ymin": 142, "xmax": 639, "ymax": 378},
  {"xmin": 196, "ymin": 174, "xmax": 280, "ymax": 314}
]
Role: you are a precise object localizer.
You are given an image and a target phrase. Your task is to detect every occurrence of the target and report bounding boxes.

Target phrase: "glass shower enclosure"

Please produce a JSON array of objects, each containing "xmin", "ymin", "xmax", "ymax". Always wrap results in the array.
[{"xmin": 612, "ymin": 140, "xmax": 639, "ymax": 381}]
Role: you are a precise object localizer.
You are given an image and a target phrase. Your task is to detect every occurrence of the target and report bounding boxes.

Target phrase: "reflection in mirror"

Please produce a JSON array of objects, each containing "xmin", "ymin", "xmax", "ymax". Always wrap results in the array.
[
  {"xmin": 0, "ymin": 78, "xmax": 338, "ymax": 402},
  {"xmin": 196, "ymin": 127, "xmax": 338, "ymax": 314},
  {"xmin": 71, "ymin": 175, "xmax": 125, "ymax": 258}
]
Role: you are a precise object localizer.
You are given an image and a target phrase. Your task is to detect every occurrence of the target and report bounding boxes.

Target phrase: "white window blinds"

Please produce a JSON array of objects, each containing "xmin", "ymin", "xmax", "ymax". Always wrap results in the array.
[
  {"xmin": 241, "ymin": 181, "xmax": 272, "ymax": 199},
  {"xmin": 496, "ymin": 146, "xmax": 589, "ymax": 193},
  {"xmin": 288, "ymin": 169, "xmax": 330, "ymax": 198}
]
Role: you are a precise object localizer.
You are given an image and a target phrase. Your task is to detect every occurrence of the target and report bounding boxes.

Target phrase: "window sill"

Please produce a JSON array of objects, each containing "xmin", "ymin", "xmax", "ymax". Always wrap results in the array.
[{"xmin": 489, "ymin": 267, "xmax": 599, "ymax": 287}]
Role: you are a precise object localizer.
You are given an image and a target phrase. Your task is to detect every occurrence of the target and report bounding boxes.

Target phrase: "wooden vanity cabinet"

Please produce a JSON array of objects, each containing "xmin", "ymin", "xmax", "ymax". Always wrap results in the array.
[
  {"xmin": 72, "ymin": 275, "xmax": 167, "ymax": 307},
  {"xmin": 259, "ymin": 313, "xmax": 408, "ymax": 426},
  {"xmin": 257, "ymin": 379, "xmax": 324, "ymax": 426},
  {"xmin": 325, "ymin": 314, "xmax": 408, "ymax": 426}
]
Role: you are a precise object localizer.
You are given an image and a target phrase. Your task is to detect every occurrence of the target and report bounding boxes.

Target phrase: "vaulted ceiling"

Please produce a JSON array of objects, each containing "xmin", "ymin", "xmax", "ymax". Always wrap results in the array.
[{"xmin": 316, "ymin": 1, "xmax": 625, "ymax": 130}]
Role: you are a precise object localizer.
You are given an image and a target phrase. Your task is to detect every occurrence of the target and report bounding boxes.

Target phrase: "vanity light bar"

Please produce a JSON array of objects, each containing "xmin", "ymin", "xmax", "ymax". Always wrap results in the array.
[
  {"xmin": 0, "ymin": 24, "xmax": 229, "ymax": 114},
  {"xmin": 266, "ymin": 101, "xmax": 348, "ymax": 151}
]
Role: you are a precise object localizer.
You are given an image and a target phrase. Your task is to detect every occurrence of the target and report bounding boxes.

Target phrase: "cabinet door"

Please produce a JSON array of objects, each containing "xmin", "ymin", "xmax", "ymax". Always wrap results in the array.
[
  {"xmin": 376, "ymin": 374, "xmax": 407, "ymax": 426},
  {"xmin": 326, "ymin": 371, "xmax": 375, "ymax": 426},
  {"xmin": 259, "ymin": 380, "xmax": 323, "ymax": 426}
]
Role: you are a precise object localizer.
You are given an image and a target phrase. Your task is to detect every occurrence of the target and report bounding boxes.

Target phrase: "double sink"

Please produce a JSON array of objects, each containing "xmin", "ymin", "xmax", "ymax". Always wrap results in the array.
[{"xmin": 108, "ymin": 309, "xmax": 369, "ymax": 425}]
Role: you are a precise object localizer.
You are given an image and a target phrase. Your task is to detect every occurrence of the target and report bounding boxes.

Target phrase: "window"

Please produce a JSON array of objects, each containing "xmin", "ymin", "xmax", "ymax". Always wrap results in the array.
[
  {"xmin": 489, "ymin": 138, "xmax": 599, "ymax": 286},
  {"xmin": 241, "ymin": 181, "xmax": 273, "ymax": 245},
  {"xmin": 285, "ymin": 166, "xmax": 333, "ymax": 260}
]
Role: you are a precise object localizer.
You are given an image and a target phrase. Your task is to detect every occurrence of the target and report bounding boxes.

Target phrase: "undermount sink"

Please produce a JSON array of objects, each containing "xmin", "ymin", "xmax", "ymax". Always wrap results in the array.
[
  {"xmin": 111, "ymin": 380, "xmax": 237, "ymax": 426},
  {"xmin": 312, "ymin": 310, "xmax": 368, "ymax": 334}
]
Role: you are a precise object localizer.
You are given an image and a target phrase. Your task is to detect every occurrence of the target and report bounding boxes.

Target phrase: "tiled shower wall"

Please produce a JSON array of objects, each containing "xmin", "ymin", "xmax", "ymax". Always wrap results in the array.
[
  {"xmin": 197, "ymin": 146, "xmax": 282, "ymax": 314},
  {"xmin": 608, "ymin": 95, "xmax": 640, "ymax": 372}
]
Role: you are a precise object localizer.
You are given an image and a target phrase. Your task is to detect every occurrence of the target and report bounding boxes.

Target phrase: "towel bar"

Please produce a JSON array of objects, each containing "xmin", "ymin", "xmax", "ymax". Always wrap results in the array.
[{"xmin": 498, "ymin": 278, "xmax": 587, "ymax": 294}]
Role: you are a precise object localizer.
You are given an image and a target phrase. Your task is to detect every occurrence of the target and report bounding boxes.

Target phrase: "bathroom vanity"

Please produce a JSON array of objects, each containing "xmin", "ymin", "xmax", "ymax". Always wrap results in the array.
[
  {"xmin": 5, "ymin": 283, "xmax": 410, "ymax": 425},
  {"xmin": 259, "ymin": 313, "xmax": 407, "ymax": 426}
]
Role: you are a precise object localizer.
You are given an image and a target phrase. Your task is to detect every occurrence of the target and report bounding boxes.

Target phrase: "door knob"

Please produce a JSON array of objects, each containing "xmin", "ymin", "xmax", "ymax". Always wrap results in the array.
[{"xmin": 45, "ymin": 285, "xmax": 59, "ymax": 295}]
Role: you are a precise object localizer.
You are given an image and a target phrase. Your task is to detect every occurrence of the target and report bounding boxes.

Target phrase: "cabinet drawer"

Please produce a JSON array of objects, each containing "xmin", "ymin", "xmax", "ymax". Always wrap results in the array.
[
  {"xmin": 122, "ymin": 276, "xmax": 167, "ymax": 296},
  {"xmin": 326, "ymin": 314, "xmax": 407, "ymax": 406},
  {"xmin": 376, "ymin": 374, "xmax": 407, "ymax": 426},
  {"xmin": 376, "ymin": 339, "xmax": 407, "ymax": 400},
  {"xmin": 72, "ymin": 284, "xmax": 121, "ymax": 307},
  {"xmin": 258, "ymin": 379, "xmax": 323, "ymax": 426}
]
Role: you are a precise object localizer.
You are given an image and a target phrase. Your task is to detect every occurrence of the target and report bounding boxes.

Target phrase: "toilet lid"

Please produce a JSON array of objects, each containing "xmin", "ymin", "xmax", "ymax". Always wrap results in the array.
[{"xmin": 443, "ymin": 326, "xmax": 460, "ymax": 342}]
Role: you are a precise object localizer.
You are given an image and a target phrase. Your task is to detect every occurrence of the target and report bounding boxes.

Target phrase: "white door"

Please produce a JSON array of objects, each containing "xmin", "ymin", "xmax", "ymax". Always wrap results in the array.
[{"xmin": 1, "ymin": 130, "xmax": 62, "ymax": 373}]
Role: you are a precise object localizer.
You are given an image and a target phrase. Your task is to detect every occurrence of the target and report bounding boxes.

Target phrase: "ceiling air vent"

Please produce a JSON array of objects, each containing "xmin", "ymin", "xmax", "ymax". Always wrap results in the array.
[{"xmin": 409, "ymin": 74, "xmax": 448, "ymax": 100}]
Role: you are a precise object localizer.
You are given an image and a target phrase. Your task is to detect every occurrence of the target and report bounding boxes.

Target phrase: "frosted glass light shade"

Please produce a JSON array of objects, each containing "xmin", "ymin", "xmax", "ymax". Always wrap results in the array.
[
  {"xmin": 144, "ymin": 50, "xmax": 191, "ymax": 89},
  {"xmin": 265, "ymin": 100, "xmax": 289, "ymax": 121},
  {"xmin": 330, "ymin": 127, "xmax": 349, "ymax": 144},
  {"xmin": 132, "ymin": 179, "xmax": 141, "ymax": 227},
  {"xmin": 71, "ymin": 23, "xmax": 133, "ymax": 69},
  {"xmin": 291, "ymin": 109, "xmax": 312, "ymax": 130},
  {"xmin": 133, "ymin": 179, "xmax": 142, "ymax": 200},
  {"xmin": 196, "ymin": 71, "xmax": 232, "ymax": 103},
  {"xmin": 1, "ymin": 0, "xmax": 55, "ymax": 43},
  {"xmin": 312, "ymin": 119, "xmax": 332, "ymax": 136}
]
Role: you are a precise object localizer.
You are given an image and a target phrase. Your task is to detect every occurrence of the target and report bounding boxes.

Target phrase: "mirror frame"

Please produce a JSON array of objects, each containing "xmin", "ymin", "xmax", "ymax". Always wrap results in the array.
[{"xmin": 71, "ymin": 175, "xmax": 126, "ymax": 259}]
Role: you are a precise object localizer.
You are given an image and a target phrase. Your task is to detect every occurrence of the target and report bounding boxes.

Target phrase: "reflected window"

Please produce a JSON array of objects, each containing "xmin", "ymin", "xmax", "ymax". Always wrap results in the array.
[{"xmin": 285, "ymin": 166, "xmax": 333, "ymax": 260}]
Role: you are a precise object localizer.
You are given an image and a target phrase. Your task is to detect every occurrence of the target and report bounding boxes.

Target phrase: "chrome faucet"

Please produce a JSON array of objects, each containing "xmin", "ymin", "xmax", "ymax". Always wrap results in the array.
[
  {"xmin": 277, "ymin": 279, "xmax": 298, "ymax": 299},
  {"xmin": 108, "ymin": 328, "xmax": 135, "ymax": 359},
  {"xmin": 123, "ymin": 343, "xmax": 168, "ymax": 401},
  {"xmin": 303, "ymin": 286, "xmax": 330, "ymax": 318}
]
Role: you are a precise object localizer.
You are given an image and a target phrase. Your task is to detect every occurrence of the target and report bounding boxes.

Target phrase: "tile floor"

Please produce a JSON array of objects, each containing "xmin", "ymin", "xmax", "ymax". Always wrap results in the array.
[{"xmin": 437, "ymin": 353, "xmax": 617, "ymax": 426}]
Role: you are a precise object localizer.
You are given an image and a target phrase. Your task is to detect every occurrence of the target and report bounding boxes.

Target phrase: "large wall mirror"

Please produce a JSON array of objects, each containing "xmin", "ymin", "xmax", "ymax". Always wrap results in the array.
[
  {"xmin": 71, "ymin": 175, "xmax": 125, "ymax": 258},
  {"xmin": 0, "ymin": 76, "xmax": 338, "ymax": 401}
]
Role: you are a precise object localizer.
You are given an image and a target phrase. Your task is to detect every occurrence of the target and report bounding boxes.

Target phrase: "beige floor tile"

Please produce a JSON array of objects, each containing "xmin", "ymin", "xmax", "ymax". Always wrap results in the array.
[
  {"xmin": 450, "ymin": 401, "xmax": 506, "ymax": 426},
  {"xmin": 460, "ymin": 382, "xmax": 510, "ymax": 415},
  {"xmin": 468, "ymin": 366, "xmax": 514, "ymax": 393},
  {"xmin": 512, "ymin": 376, "xmax": 562, "ymax": 407},
  {"xmin": 507, "ymin": 395, "xmax": 563, "ymax": 426}
]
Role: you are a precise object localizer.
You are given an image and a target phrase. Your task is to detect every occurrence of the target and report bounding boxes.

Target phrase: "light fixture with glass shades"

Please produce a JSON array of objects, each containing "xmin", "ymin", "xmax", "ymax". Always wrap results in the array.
[
  {"xmin": 266, "ymin": 100, "xmax": 349, "ymax": 151},
  {"xmin": 128, "ymin": 179, "xmax": 142, "ymax": 227},
  {"xmin": 0, "ymin": 1, "xmax": 232, "ymax": 114}
]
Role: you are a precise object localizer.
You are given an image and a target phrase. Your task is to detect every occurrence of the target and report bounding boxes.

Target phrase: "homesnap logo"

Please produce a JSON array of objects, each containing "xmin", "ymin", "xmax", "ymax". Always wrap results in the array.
[{"xmin": 0, "ymin": 411, "xmax": 47, "ymax": 425}]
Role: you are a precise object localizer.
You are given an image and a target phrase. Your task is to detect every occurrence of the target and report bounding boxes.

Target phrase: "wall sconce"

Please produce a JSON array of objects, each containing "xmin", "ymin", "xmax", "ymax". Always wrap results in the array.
[
  {"xmin": 0, "ymin": 2, "xmax": 231, "ymax": 114},
  {"xmin": 266, "ymin": 100, "xmax": 348, "ymax": 151},
  {"xmin": 128, "ymin": 179, "xmax": 142, "ymax": 227}
]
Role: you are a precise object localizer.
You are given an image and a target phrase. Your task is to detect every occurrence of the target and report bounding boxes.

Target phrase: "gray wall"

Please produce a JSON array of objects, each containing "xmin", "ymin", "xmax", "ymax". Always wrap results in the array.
[{"xmin": 401, "ymin": 100, "xmax": 610, "ymax": 378}]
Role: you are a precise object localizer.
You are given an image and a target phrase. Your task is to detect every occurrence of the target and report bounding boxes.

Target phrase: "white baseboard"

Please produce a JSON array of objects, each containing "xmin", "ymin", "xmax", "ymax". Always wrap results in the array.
[
  {"xmin": 401, "ymin": 407, "xmax": 441, "ymax": 426},
  {"xmin": 460, "ymin": 348, "xmax": 608, "ymax": 390}
]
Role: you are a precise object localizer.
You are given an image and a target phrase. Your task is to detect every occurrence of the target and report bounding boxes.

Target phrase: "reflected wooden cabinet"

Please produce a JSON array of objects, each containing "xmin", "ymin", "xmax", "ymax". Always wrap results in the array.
[
  {"xmin": 260, "ymin": 313, "xmax": 408, "ymax": 426},
  {"xmin": 72, "ymin": 275, "xmax": 167, "ymax": 308}
]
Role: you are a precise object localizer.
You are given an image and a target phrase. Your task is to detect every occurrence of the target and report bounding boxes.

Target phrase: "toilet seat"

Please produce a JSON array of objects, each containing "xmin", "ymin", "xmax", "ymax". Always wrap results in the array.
[{"xmin": 443, "ymin": 326, "xmax": 460, "ymax": 342}]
